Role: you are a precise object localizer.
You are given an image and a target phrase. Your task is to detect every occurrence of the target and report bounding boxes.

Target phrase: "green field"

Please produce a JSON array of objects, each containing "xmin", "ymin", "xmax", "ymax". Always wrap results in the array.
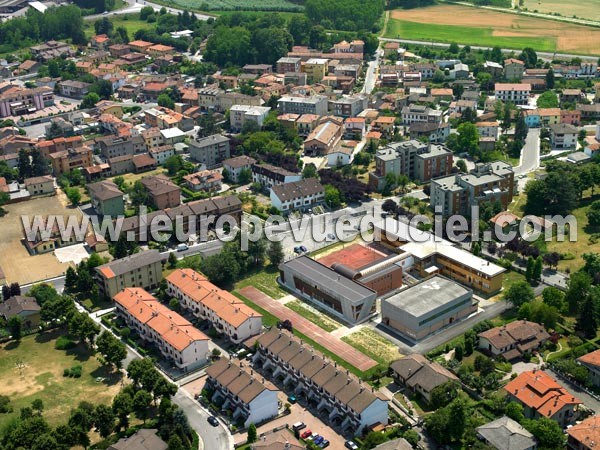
[
  {"xmin": 522, "ymin": 0, "xmax": 600, "ymax": 22},
  {"xmin": 384, "ymin": 18, "xmax": 556, "ymax": 52},
  {"xmin": 85, "ymin": 14, "xmax": 156, "ymax": 39},
  {"xmin": 0, "ymin": 330, "xmax": 123, "ymax": 430}
]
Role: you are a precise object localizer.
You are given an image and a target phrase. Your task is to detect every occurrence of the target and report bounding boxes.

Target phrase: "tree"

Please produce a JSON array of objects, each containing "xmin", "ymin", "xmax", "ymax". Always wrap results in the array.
[
  {"xmin": 266, "ymin": 240, "xmax": 284, "ymax": 267},
  {"xmin": 18, "ymin": 148, "xmax": 32, "ymax": 180},
  {"xmin": 464, "ymin": 329, "xmax": 476, "ymax": 356},
  {"xmin": 518, "ymin": 47, "xmax": 537, "ymax": 68},
  {"xmin": 10, "ymin": 282, "xmax": 21, "ymax": 297},
  {"xmin": 533, "ymin": 256, "xmax": 543, "ymax": 281},
  {"xmin": 64, "ymin": 266, "xmax": 78, "ymax": 294},
  {"xmin": 302, "ymin": 163, "xmax": 318, "ymax": 179},
  {"xmin": 432, "ymin": 69, "xmax": 445, "ymax": 83},
  {"xmin": 324, "ymin": 184, "xmax": 342, "ymax": 208},
  {"xmin": 536, "ymin": 91, "xmax": 559, "ymax": 109},
  {"xmin": 429, "ymin": 381, "xmax": 460, "ymax": 409},
  {"xmin": 81, "ymin": 92, "xmax": 100, "ymax": 109},
  {"xmin": 112, "ymin": 391, "xmax": 133, "ymax": 428},
  {"xmin": 164, "ymin": 155, "xmax": 184, "ymax": 176},
  {"xmin": 454, "ymin": 344, "xmax": 464, "ymax": 361},
  {"xmin": 566, "ymin": 271, "xmax": 591, "ymax": 314},
  {"xmin": 168, "ymin": 435, "xmax": 185, "ymax": 450},
  {"xmin": 247, "ymin": 423, "xmax": 257, "ymax": 444},
  {"xmin": 157, "ymin": 93, "xmax": 175, "ymax": 110},
  {"xmin": 523, "ymin": 417, "xmax": 565, "ymax": 449},
  {"xmin": 542, "ymin": 287, "xmax": 567, "ymax": 314},
  {"xmin": 168, "ymin": 252, "xmax": 178, "ymax": 269},
  {"xmin": 456, "ymin": 159, "xmax": 467, "ymax": 173},
  {"xmin": 504, "ymin": 281, "xmax": 534, "ymax": 307},
  {"xmin": 576, "ymin": 292, "xmax": 598, "ymax": 339},
  {"xmin": 66, "ymin": 187, "xmax": 81, "ymax": 206},
  {"xmin": 525, "ymin": 256, "xmax": 534, "ymax": 281},
  {"xmin": 133, "ymin": 389, "xmax": 152, "ymax": 423},
  {"xmin": 2, "ymin": 284, "xmax": 9, "ymax": 301},
  {"xmin": 93, "ymin": 404, "xmax": 115, "ymax": 438},
  {"xmin": 31, "ymin": 399, "xmax": 44, "ymax": 415},
  {"xmin": 456, "ymin": 122, "xmax": 480, "ymax": 158},
  {"xmin": 505, "ymin": 401, "xmax": 524, "ymax": 423},
  {"xmin": 447, "ymin": 398, "xmax": 467, "ymax": 442},
  {"xmin": 545, "ymin": 68, "xmax": 555, "ymax": 89},
  {"xmin": 96, "ymin": 331, "xmax": 127, "ymax": 369},
  {"xmin": 8, "ymin": 315, "xmax": 23, "ymax": 340}
]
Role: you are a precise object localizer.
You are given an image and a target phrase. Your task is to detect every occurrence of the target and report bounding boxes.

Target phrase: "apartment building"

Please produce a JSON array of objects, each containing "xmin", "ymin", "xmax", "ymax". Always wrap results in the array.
[
  {"xmin": 216, "ymin": 92, "xmax": 262, "ymax": 113},
  {"xmin": 476, "ymin": 121, "xmax": 500, "ymax": 139},
  {"xmin": 166, "ymin": 268, "xmax": 263, "ymax": 344},
  {"xmin": 24, "ymin": 175, "xmax": 54, "ymax": 196},
  {"xmin": 48, "ymin": 146, "xmax": 93, "ymax": 176},
  {"xmin": 253, "ymin": 329, "xmax": 389, "ymax": 433},
  {"xmin": 369, "ymin": 140, "xmax": 453, "ymax": 190},
  {"xmin": 408, "ymin": 122, "xmax": 450, "ymax": 144},
  {"xmin": 0, "ymin": 83, "xmax": 54, "ymax": 117},
  {"xmin": 303, "ymin": 120, "xmax": 343, "ymax": 156},
  {"xmin": 229, "ymin": 105, "xmax": 271, "ymax": 131},
  {"xmin": 113, "ymin": 288, "xmax": 209, "ymax": 370},
  {"xmin": 140, "ymin": 174, "xmax": 181, "ymax": 209},
  {"xmin": 205, "ymin": 359, "xmax": 278, "ymax": 427},
  {"xmin": 276, "ymin": 57, "xmax": 302, "ymax": 74},
  {"xmin": 58, "ymin": 80, "xmax": 90, "ymax": 99},
  {"xmin": 251, "ymin": 163, "xmax": 301, "ymax": 189},
  {"xmin": 189, "ymin": 134, "xmax": 231, "ymax": 168},
  {"xmin": 183, "ymin": 170, "xmax": 223, "ymax": 193},
  {"xmin": 222, "ymin": 155, "xmax": 256, "ymax": 183},
  {"xmin": 550, "ymin": 123, "xmax": 578, "ymax": 149},
  {"xmin": 270, "ymin": 178, "xmax": 324, "ymax": 213},
  {"xmin": 329, "ymin": 95, "xmax": 367, "ymax": 118},
  {"xmin": 494, "ymin": 83, "xmax": 531, "ymax": 105},
  {"xmin": 504, "ymin": 370, "xmax": 581, "ymax": 427},
  {"xmin": 95, "ymin": 250, "xmax": 164, "ymax": 299},
  {"xmin": 301, "ymin": 58, "xmax": 328, "ymax": 83},
  {"xmin": 278, "ymin": 95, "xmax": 328, "ymax": 116},
  {"xmin": 430, "ymin": 161, "xmax": 516, "ymax": 216},
  {"xmin": 87, "ymin": 180, "xmax": 125, "ymax": 217},
  {"xmin": 504, "ymin": 58, "xmax": 525, "ymax": 80},
  {"xmin": 400, "ymin": 104, "xmax": 443, "ymax": 126},
  {"xmin": 96, "ymin": 136, "xmax": 135, "ymax": 159}
]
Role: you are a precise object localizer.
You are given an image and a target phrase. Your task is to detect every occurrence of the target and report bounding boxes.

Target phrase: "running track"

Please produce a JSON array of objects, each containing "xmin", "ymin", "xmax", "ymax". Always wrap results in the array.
[{"xmin": 238, "ymin": 286, "xmax": 378, "ymax": 372}]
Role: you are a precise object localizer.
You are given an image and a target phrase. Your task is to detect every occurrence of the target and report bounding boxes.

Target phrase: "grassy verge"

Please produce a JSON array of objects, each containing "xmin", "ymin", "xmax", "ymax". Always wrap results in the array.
[
  {"xmin": 85, "ymin": 14, "xmax": 157, "ymax": 39},
  {"xmin": 234, "ymin": 266, "xmax": 286, "ymax": 300},
  {"xmin": 284, "ymin": 300, "xmax": 341, "ymax": 332},
  {"xmin": 341, "ymin": 328, "xmax": 402, "ymax": 365}
]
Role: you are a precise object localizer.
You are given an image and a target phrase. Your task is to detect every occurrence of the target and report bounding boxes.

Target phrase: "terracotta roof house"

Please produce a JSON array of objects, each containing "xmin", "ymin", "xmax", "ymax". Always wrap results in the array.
[
  {"xmin": 0, "ymin": 295, "xmax": 41, "ymax": 328},
  {"xmin": 476, "ymin": 416, "xmax": 537, "ymax": 450},
  {"xmin": 478, "ymin": 320, "xmax": 550, "ymax": 361},
  {"xmin": 166, "ymin": 268, "xmax": 262, "ymax": 344},
  {"xmin": 504, "ymin": 370, "xmax": 581, "ymax": 427},
  {"xmin": 567, "ymin": 415, "xmax": 600, "ymax": 450},
  {"xmin": 389, "ymin": 354, "xmax": 458, "ymax": 403},
  {"xmin": 577, "ymin": 349, "xmax": 600, "ymax": 387}
]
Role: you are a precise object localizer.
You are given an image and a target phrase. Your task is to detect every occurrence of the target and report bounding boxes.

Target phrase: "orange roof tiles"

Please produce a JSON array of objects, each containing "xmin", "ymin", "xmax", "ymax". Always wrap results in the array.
[
  {"xmin": 578, "ymin": 349, "xmax": 600, "ymax": 368},
  {"xmin": 166, "ymin": 269, "xmax": 261, "ymax": 329},
  {"xmin": 504, "ymin": 371, "xmax": 581, "ymax": 418},
  {"xmin": 99, "ymin": 266, "xmax": 115, "ymax": 279},
  {"xmin": 113, "ymin": 287, "xmax": 208, "ymax": 352},
  {"xmin": 567, "ymin": 416, "xmax": 600, "ymax": 448}
]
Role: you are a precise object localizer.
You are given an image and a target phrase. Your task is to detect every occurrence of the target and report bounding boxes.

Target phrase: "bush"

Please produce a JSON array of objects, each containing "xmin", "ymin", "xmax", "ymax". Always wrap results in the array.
[
  {"xmin": 63, "ymin": 365, "xmax": 82, "ymax": 378},
  {"xmin": 55, "ymin": 335, "xmax": 76, "ymax": 350},
  {"xmin": 0, "ymin": 395, "xmax": 12, "ymax": 413}
]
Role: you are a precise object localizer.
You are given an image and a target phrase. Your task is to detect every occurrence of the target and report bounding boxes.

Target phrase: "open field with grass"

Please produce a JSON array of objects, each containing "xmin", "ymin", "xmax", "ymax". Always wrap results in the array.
[
  {"xmin": 522, "ymin": 0, "xmax": 600, "ymax": 22},
  {"xmin": 284, "ymin": 300, "xmax": 341, "ymax": 332},
  {"xmin": 341, "ymin": 328, "xmax": 401, "ymax": 365},
  {"xmin": 386, "ymin": 4, "xmax": 600, "ymax": 54},
  {"xmin": 85, "ymin": 14, "xmax": 156, "ymax": 39},
  {"xmin": 234, "ymin": 266, "xmax": 286, "ymax": 299},
  {"xmin": 109, "ymin": 167, "xmax": 166, "ymax": 186},
  {"xmin": 0, "ymin": 330, "xmax": 124, "ymax": 430},
  {"xmin": 170, "ymin": 0, "xmax": 302, "ymax": 11}
]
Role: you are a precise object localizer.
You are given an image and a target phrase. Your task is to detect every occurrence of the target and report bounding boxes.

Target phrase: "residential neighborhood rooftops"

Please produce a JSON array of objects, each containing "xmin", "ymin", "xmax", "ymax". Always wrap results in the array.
[
  {"xmin": 390, "ymin": 354, "xmax": 457, "ymax": 393},
  {"xmin": 223, "ymin": 155, "xmax": 256, "ymax": 169},
  {"xmin": 578, "ymin": 348, "xmax": 600, "ymax": 368},
  {"xmin": 271, "ymin": 178, "xmax": 323, "ymax": 203},
  {"xmin": 96, "ymin": 250, "xmax": 163, "ymax": 279},
  {"xmin": 87, "ymin": 180, "xmax": 123, "ymax": 201},
  {"xmin": 0, "ymin": 296, "xmax": 40, "ymax": 318},
  {"xmin": 476, "ymin": 416, "xmax": 536, "ymax": 450},
  {"xmin": 567, "ymin": 415, "xmax": 600, "ymax": 449},
  {"xmin": 108, "ymin": 428, "xmax": 167, "ymax": 450},
  {"xmin": 206, "ymin": 358, "xmax": 275, "ymax": 404}
]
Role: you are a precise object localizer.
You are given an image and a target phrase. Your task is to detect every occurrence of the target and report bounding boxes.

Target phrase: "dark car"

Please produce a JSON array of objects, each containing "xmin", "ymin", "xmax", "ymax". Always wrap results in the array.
[
  {"xmin": 293, "ymin": 246, "xmax": 302, "ymax": 254},
  {"xmin": 319, "ymin": 440, "xmax": 330, "ymax": 448},
  {"xmin": 345, "ymin": 441, "xmax": 359, "ymax": 450},
  {"xmin": 313, "ymin": 436, "xmax": 324, "ymax": 446},
  {"xmin": 300, "ymin": 245, "xmax": 308, "ymax": 253},
  {"xmin": 207, "ymin": 416, "xmax": 219, "ymax": 427}
]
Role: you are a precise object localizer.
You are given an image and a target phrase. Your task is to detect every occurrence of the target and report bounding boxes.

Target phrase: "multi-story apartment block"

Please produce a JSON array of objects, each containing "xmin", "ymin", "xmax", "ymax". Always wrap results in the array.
[
  {"xmin": 96, "ymin": 136, "xmax": 134, "ymax": 159},
  {"xmin": 253, "ymin": 329, "xmax": 389, "ymax": 434},
  {"xmin": 222, "ymin": 155, "xmax": 256, "ymax": 183},
  {"xmin": 95, "ymin": 250, "xmax": 163, "ymax": 299},
  {"xmin": 0, "ymin": 83, "xmax": 54, "ymax": 117},
  {"xmin": 166, "ymin": 268, "xmax": 263, "ymax": 344},
  {"xmin": 303, "ymin": 120, "xmax": 343, "ymax": 156},
  {"xmin": 87, "ymin": 180, "xmax": 125, "ymax": 217},
  {"xmin": 494, "ymin": 83, "xmax": 531, "ymax": 105},
  {"xmin": 48, "ymin": 146, "xmax": 93, "ymax": 176},
  {"xmin": 278, "ymin": 95, "xmax": 328, "ymax": 116},
  {"xmin": 113, "ymin": 287, "xmax": 209, "ymax": 370},
  {"xmin": 550, "ymin": 123, "xmax": 578, "ymax": 149},
  {"xmin": 229, "ymin": 105, "xmax": 271, "ymax": 131},
  {"xmin": 329, "ymin": 95, "xmax": 368, "ymax": 118},
  {"xmin": 188, "ymin": 134, "xmax": 231, "ymax": 168},
  {"xmin": 276, "ymin": 57, "xmax": 302, "ymax": 74},
  {"xmin": 197, "ymin": 87, "xmax": 222, "ymax": 111},
  {"xmin": 251, "ymin": 163, "xmax": 302, "ymax": 189},
  {"xmin": 504, "ymin": 58, "xmax": 525, "ymax": 80},
  {"xmin": 301, "ymin": 58, "xmax": 329, "ymax": 83},
  {"xmin": 140, "ymin": 174, "xmax": 181, "ymax": 209},
  {"xmin": 369, "ymin": 140, "xmax": 453, "ymax": 190},
  {"xmin": 430, "ymin": 161, "xmax": 516, "ymax": 216},
  {"xmin": 216, "ymin": 92, "xmax": 262, "ymax": 113},
  {"xmin": 205, "ymin": 359, "xmax": 278, "ymax": 427},
  {"xmin": 270, "ymin": 178, "xmax": 325, "ymax": 213},
  {"xmin": 400, "ymin": 104, "xmax": 443, "ymax": 126}
]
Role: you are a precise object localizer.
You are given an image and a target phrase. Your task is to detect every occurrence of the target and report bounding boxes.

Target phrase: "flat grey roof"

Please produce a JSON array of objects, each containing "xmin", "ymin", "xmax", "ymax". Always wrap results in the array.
[
  {"xmin": 383, "ymin": 275, "xmax": 471, "ymax": 317},
  {"xmin": 281, "ymin": 256, "xmax": 375, "ymax": 305}
]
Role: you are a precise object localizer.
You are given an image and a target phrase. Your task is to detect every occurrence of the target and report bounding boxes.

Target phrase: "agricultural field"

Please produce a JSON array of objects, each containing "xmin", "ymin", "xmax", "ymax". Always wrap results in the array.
[
  {"xmin": 522, "ymin": 0, "xmax": 600, "ymax": 22},
  {"xmin": 171, "ymin": 0, "xmax": 303, "ymax": 12},
  {"xmin": 386, "ymin": 4, "xmax": 600, "ymax": 55},
  {"xmin": 0, "ymin": 330, "xmax": 124, "ymax": 430}
]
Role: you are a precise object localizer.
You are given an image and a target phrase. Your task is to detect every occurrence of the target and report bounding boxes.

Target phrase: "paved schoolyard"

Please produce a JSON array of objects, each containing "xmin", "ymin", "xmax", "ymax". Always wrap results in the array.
[
  {"xmin": 238, "ymin": 286, "xmax": 378, "ymax": 372},
  {"xmin": 54, "ymin": 243, "xmax": 90, "ymax": 264}
]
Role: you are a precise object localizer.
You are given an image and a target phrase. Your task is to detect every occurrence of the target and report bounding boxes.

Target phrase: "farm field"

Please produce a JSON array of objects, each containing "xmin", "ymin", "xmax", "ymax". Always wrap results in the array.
[
  {"xmin": 386, "ymin": 4, "xmax": 600, "ymax": 55},
  {"xmin": 0, "ymin": 330, "xmax": 124, "ymax": 430},
  {"xmin": 522, "ymin": 0, "xmax": 600, "ymax": 22},
  {"xmin": 170, "ymin": 0, "xmax": 303, "ymax": 12}
]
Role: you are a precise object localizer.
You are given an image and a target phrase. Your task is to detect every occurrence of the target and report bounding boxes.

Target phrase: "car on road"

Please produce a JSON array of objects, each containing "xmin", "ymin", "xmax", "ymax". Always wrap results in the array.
[
  {"xmin": 327, "ymin": 233, "xmax": 335, "ymax": 240},
  {"xmin": 176, "ymin": 243, "xmax": 189, "ymax": 252},
  {"xmin": 345, "ymin": 441, "xmax": 359, "ymax": 450},
  {"xmin": 300, "ymin": 245, "xmax": 308, "ymax": 253},
  {"xmin": 207, "ymin": 416, "xmax": 219, "ymax": 427},
  {"xmin": 300, "ymin": 430, "xmax": 312, "ymax": 439},
  {"xmin": 293, "ymin": 246, "xmax": 302, "ymax": 254}
]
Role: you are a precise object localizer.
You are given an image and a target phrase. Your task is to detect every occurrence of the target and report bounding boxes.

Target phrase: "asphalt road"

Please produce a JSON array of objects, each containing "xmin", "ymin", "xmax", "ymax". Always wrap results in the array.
[
  {"xmin": 379, "ymin": 37, "xmax": 599, "ymax": 61},
  {"xmin": 515, "ymin": 128, "xmax": 541, "ymax": 177},
  {"xmin": 546, "ymin": 368, "xmax": 600, "ymax": 413},
  {"xmin": 85, "ymin": 0, "xmax": 213, "ymax": 21}
]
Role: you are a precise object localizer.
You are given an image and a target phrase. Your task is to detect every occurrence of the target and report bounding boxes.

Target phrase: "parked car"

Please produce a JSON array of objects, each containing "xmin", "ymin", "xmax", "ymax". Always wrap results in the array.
[
  {"xmin": 313, "ymin": 435, "xmax": 324, "ymax": 446},
  {"xmin": 293, "ymin": 246, "xmax": 302, "ymax": 254},
  {"xmin": 292, "ymin": 422, "xmax": 306, "ymax": 432},
  {"xmin": 300, "ymin": 430, "xmax": 312, "ymax": 439},
  {"xmin": 319, "ymin": 439, "xmax": 330, "ymax": 448},
  {"xmin": 300, "ymin": 245, "xmax": 308, "ymax": 253},
  {"xmin": 345, "ymin": 441, "xmax": 359, "ymax": 450},
  {"xmin": 287, "ymin": 394, "xmax": 297, "ymax": 404},
  {"xmin": 177, "ymin": 243, "xmax": 189, "ymax": 251},
  {"xmin": 207, "ymin": 416, "xmax": 219, "ymax": 427}
]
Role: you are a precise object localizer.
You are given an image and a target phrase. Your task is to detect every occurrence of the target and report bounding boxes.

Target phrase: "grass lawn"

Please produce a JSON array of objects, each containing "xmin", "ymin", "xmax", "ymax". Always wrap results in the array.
[
  {"xmin": 85, "ymin": 14, "xmax": 156, "ymax": 39},
  {"xmin": 522, "ymin": 0, "xmax": 600, "ymax": 22},
  {"xmin": 341, "ymin": 328, "xmax": 402, "ymax": 365},
  {"xmin": 502, "ymin": 270, "xmax": 527, "ymax": 291},
  {"xmin": 386, "ymin": 4, "xmax": 600, "ymax": 55},
  {"xmin": 234, "ymin": 266, "xmax": 286, "ymax": 300},
  {"xmin": 81, "ymin": 296, "xmax": 113, "ymax": 313},
  {"xmin": 0, "ymin": 329, "xmax": 124, "ymax": 430},
  {"xmin": 284, "ymin": 300, "xmax": 341, "ymax": 332},
  {"xmin": 109, "ymin": 167, "xmax": 167, "ymax": 186}
]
